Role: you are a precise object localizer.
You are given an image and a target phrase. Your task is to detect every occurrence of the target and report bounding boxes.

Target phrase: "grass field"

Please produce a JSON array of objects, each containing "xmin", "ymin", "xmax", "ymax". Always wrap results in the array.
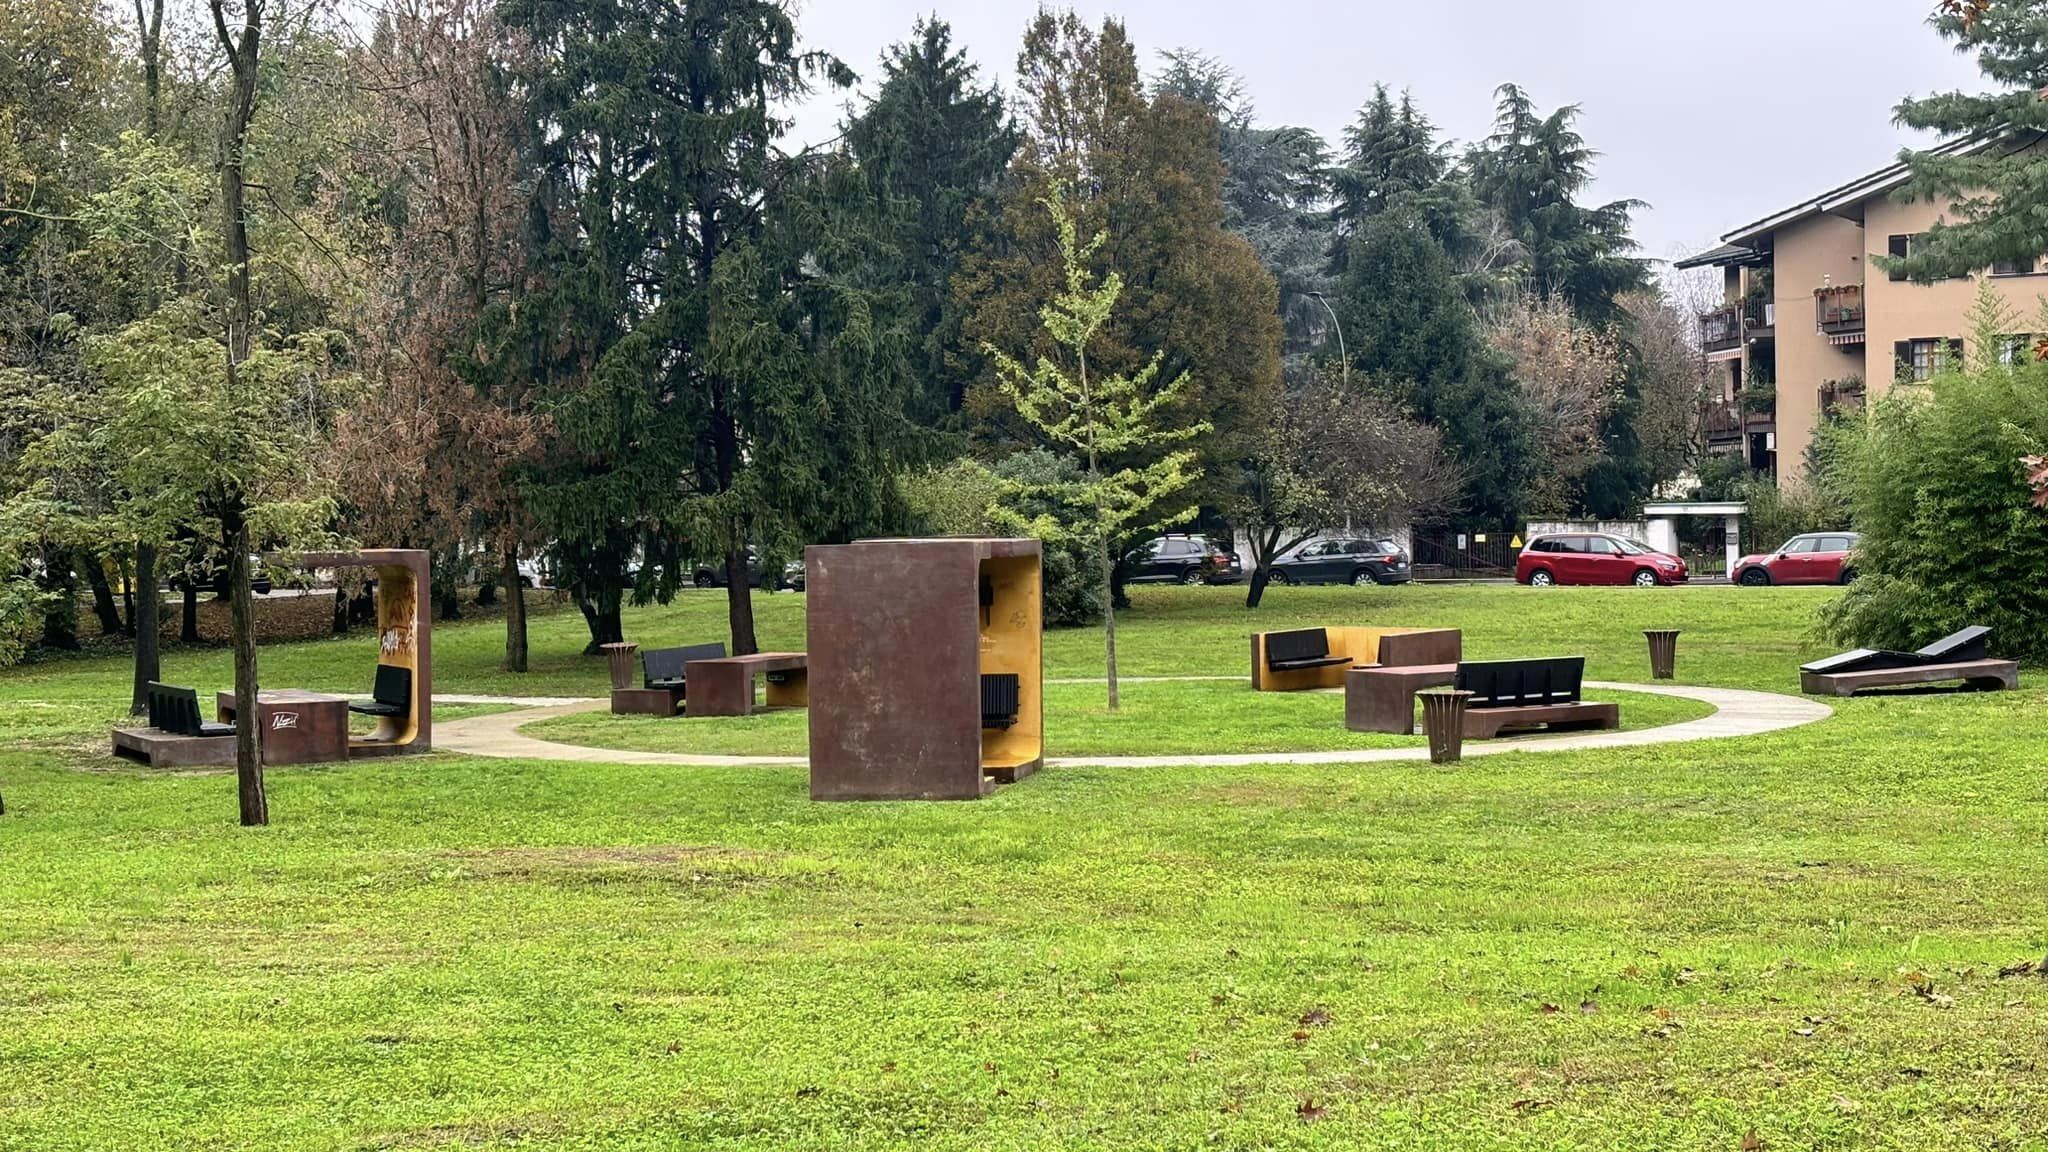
[{"xmin": 7, "ymin": 583, "xmax": 2048, "ymax": 1149}]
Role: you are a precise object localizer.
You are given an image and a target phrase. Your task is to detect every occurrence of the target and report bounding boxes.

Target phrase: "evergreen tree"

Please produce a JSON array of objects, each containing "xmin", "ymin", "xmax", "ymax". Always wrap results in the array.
[
  {"xmin": 955, "ymin": 13, "xmax": 1281, "ymax": 524},
  {"xmin": 1465, "ymin": 85, "xmax": 1647, "ymax": 324},
  {"xmin": 1335, "ymin": 212, "xmax": 1530, "ymax": 523},
  {"xmin": 843, "ymin": 17, "xmax": 1016, "ymax": 416},
  {"xmin": 1888, "ymin": 1, "xmax": 2048, "ymax": 281},
  {"xmin": 499, "ymin": 0, "xmax": 854, "ymax": 655},
  {"xmin": 1154, "ymin": 51, "xmax": 1332, "ymax": 358}
]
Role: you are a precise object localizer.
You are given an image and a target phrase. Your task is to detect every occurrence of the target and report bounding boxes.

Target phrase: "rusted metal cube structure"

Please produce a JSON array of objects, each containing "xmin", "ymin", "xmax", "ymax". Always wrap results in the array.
[
  {"xmin": 806, "ymin": 537, "xmax": 1043, "ymax": 801},
  {"xmin": 291, "ymin": 549, "xmax": 432, "ymax": 756}
]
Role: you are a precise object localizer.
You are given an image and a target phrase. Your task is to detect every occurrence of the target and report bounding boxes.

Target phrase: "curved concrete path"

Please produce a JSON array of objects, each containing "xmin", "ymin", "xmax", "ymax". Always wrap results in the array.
[{"xmin": 433, "ymin": 680, "xmax": 1831, "ymax": 768}]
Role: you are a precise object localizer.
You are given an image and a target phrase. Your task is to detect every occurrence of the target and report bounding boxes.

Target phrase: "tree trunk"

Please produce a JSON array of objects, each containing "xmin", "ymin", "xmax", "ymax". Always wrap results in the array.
[
  {"xmin": 501, "ymin": 547, "xmax": 527, "ymax": 673},
  {"xmin": 222, "ymin": 502, "xmax": 267, "ymax": 827},
  {"xmin": 438, "ymin": 585, "xmax": 462, "ymax": 621},
  {"xmin": 724, "ymin": 544, "xmax": 758, "ymax": 656},
  {"xmin": 118, "ymin": 555, "xmax": 135, "ymax": 634},
  {"xmin": 1110, "ymin": 554, "xmax": 1131, "ymax": 611},
  {"xmin": 577, "ymin": 587, "xmax": 623, "ymax": 654},
  {"xmin": 130, "ymin": 542, "xmax": 161, "ymax": 714},
  {"xmin": 80, "ymin": 549, "xmax": 126, "ymax": 636},
  {"xmin": 39, "ymin": 549, "xmax": 78, "ymax": 651},
  {"xmin": 1098, "ymin": 535, "xmax": 1119, "ymax": 711},
  {"xmin": 1245, "ymin": 565, "xmax": 1272, "ymax": 609},
  {"xmin": 181, "ymin": 581, "xmax": 200, "ymax": 642},
  {"xmin": 331, "ymin": 584, "xmax": 350, "ymax": 634},
  {"xmin": 475, "ymin": 575, "xmax": 497, "ymax": 607}
]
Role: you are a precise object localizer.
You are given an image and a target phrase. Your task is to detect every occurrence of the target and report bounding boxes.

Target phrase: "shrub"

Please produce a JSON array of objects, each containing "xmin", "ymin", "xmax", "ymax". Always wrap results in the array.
[
  {"xmin": 1819, "ymin": 358, "xmax": 2048, "ymax": 660},
  {"xmin": 896, "ymin": 450, "xmax": 1103, "ymax": 628}
]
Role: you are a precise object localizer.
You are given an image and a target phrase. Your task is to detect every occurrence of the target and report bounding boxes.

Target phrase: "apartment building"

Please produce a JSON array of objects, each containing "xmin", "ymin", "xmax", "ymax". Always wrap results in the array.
[{"xmin": 1676, "ymin": 134, "xmax": 2044, "ymax": 485}]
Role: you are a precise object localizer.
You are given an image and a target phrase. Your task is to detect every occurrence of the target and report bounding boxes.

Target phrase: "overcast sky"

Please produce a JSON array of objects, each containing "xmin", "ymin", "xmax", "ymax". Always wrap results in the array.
[{"xmin": 785, "ymin": 0, "xmax": 1988, "ymax": 269}]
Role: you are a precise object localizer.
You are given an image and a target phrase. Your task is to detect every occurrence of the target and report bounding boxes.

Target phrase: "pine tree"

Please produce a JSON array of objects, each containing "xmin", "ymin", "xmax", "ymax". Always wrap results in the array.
[
  {"xmin": 1888, "ymin": 1, "xmax": 2048, "ymax": 280},
  {"xmin": 1335, "ymin": 212, "xmax": 1531, "ymax": 523},
  {"xmin": 954, "ymin": 13, "xmax": 1280, "ymax": 528},
  {"xmin": 499, "ymin": 0, "xmax": 854, "ymax": 656},
  {"xmin": 843, "ymin": 17, "xmax": 1016, "ymax": 416}
]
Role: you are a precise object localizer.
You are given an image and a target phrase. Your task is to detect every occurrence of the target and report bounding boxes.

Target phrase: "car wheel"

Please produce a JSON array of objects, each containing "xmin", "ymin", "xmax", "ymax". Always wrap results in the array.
[
  {"xmin": 1268, "ymin": 570, "xmax": 1290, "ymax": 586},
  {"xmin": 1351, "ymin": 569, "xmax": 1375, "ymax": 588},
  {"xmin": 1737, "ymin": 567, "xmax": 1771, "ymax": 587},
  {"xmin": 1179, "ymin": 566, "xmax": 1204, "ymax": 586},
  {"xmin": 1839, "ymin": 568, "xmax": 1858, "ymax": 585},
  {"xmin": 1632, "ymin": 569, "xmax": 1660, "ymax": 588},
  {"xmin": 1528, "ymin": 569, "xmax": 1555, "ymax": 587},
  {"xmin": 693, "ymin": 571, "xmax": 715, "ymax": 589}
]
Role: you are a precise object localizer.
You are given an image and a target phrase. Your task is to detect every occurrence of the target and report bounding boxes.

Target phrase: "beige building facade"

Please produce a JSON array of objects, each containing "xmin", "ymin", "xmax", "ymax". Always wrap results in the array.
[{"xmin": 1679, "ymin": 136, "xmax": 2048, "ymax": 486}]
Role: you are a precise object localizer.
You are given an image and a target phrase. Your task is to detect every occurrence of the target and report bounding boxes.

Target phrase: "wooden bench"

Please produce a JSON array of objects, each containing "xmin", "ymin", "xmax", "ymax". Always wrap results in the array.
[
  {"xmin": 684, "ymin": 652, "xmax": 808, "ymax": 717},
  {"xmin": 111, "ymin": 683, "xmax": 237, "ymax": 767},
  {"xmin": 1456, "ymin": 657, "xmax": 1619, "ymax": 738},
  {"xmin": 1799, "ymin": 625, "xmax": 2018, "ymax": 696},
  {"xmin": 1345, "ymin": 663, "xmax": 1456, "ymax": 733},
  {"xmin": 1251, "ymin": 627, "xmax": 1462, "ymax": 691}
]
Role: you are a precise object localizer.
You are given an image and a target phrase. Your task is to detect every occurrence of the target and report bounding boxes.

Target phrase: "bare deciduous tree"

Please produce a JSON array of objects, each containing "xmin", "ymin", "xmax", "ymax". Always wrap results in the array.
[{"xmin": 1483, "ymin": 291, "xmax": 1621, "ymax": 514}]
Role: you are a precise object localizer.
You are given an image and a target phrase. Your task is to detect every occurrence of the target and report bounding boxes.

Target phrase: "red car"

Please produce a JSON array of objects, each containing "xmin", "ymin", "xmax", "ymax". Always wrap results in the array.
[
  {"xmin": 1734, "ymin": 532, "xmax": 1860, "ymax": 586},
  {"xmin": 1515, "ymin": 533, "xmax": 1689, "ymax": 587}
]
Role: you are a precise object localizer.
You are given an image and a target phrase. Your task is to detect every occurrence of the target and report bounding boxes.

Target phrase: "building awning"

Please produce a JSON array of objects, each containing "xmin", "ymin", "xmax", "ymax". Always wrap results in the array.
[
  {"xmin": 1674, "ymin": 243, "xmax": 1761, "ymax": 270},
  {"xmin": 1706, "ymin": 347, "xmax": 1744, "ymax": 363},
  {"xmin": 1827, "ymin": 332, "xmax": 1866, "ymax": 347}
]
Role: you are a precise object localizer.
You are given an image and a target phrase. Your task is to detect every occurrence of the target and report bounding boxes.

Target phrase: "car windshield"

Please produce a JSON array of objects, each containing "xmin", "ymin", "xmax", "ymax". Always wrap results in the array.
[
  {"xmin": 1376, "ymin": 540, "xmax": 1401, "ymax": 553},
  {"xmin": 1611, "ymin": 537, "xmax": 1655, "ymax": 555}
]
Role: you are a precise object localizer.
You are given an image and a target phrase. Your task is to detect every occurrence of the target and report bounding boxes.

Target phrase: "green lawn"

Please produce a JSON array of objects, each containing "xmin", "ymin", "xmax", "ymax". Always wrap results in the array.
[
  {"xmin": 525, "ymin": 679, "xmax": 1712, "ymax": 757},
  {"xmin": 7, "ymin": 583, "xmax": 2048, "ymax": 1149}
]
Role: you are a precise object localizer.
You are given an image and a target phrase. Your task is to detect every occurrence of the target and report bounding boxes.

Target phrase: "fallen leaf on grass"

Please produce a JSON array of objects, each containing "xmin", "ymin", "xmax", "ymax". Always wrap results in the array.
[
  {"xmin": 1997, "ymin": 958, "xmax": 2037, "ymax": 978},
  {"xmin": 1210, "ymin": 993, "xmax": 1228, "ymax": 1006},
  {"xmin": 1740, "ymin": 1128, "xmax": 1764, "ymax": 1150},
  {"xmin": 1296, "ymin": 1098, "xmax": 1327, "ymax": 1123},
  {"xmin": 1792, "ymin": 1028, "xmax": 1816, "ymax": 1038},
  {"xmin": 1579, "ymin": 1000, "xmax": 1599, "ymax": 1014},
  {"xmin": 1290, "ymin": 1030, "xmax": 1312, "ymax": 1043},
  {"xmin": 1539, "ymin": 1003, "xmax": 1562, "ymax": 1015},
  {"xmin": 1510, "ymin": 1098, "xmax": 1552, "ymax": 1114},
  {"xmin": 795, "ymin": 1086, "xmax": 821, "ymax": 1099},
  {"xmin": 1899, "ymin": 1066, "xmax": 1928, "ymax": 1079},
  {"xmin": 665, "ymin": 1041, "xmax": 681, "ymax": 1055},
  {"xmin": 881, "ymin": 1061, "xmax": 897, "ymax": 1073},
  {"xmin": 1186, "ymin": 1049, "xmax": 1207, "ymax": 1063},
  {"xmin": 1298, "ymin": 1007, "xmax": 1333, "ymax": 1027}
]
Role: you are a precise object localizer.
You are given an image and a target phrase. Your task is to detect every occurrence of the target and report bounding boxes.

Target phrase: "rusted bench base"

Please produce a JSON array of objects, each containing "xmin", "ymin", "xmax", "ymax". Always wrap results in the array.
[
  {"xmin": 1345, "ymin": 664, "xmax": 1456, "ymax": 733},
  {"xmin": 1463, "ymin": 701, "xmax": 1619, "ymax": 739},
  {"xmin": 612, "ymin": 687, "xmax": 680, "ymax": 716},
  {"xmin": 1801, "ymin": 659, "xmax": 2018, "ymax": 697},
  {"xmin": 686, "ymin": 653, "xmax": 809, "ymax": 717},
  {"xmin": 110, "ymin": 727, "xmax": 235, "ymax": 768}
]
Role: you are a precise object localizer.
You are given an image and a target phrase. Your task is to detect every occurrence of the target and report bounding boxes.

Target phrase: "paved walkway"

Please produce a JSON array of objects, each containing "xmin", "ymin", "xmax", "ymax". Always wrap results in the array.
[{"xmin": 432, "ymin": 680, "xmax": 1832, "ymax": 768}]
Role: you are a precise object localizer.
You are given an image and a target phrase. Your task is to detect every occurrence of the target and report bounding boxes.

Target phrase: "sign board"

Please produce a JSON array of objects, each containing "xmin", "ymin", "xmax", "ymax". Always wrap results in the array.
[
  {"xmin": 1510, "ymin": 534, "xmax": 1524, "ymax": 549},
  {"xmin": 1456, "ymin": 534, "xmax": 1467, "ymax": 549},
  {"xmin": 1473, "ymin": 534, "xmax": 1488, "ymax": 544}
]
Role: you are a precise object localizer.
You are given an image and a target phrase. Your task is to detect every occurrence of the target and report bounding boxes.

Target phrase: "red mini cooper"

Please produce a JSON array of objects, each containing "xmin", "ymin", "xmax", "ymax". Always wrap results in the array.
[{"xmin": 1733, "ymin": 532, "xmax": 1860, "ymax": 586}]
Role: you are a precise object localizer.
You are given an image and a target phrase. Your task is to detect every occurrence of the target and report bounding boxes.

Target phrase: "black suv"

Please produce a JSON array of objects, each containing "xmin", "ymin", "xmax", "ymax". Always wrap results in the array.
[
  {"xmin": 1124, "ymin": 535, "xmax": 1243, "ymax": 585},
  {"xmin": 1268, "ymin": 537, "xmax": 1412, "ymax": 586}
]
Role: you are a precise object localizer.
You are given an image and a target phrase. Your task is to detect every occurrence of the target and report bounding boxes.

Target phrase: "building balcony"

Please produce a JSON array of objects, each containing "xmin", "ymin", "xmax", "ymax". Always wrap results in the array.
[
  {"xmin": 1700, "ymin": 306, "xmax": 1742, "ymax": 354},
  {"xmin": 1702, "ymin": 400, "xmax": 1743, "ymax": 440},
  {"xmin": 1815, "ymin": 284, "xmax": 1865, "ymax": 337}
]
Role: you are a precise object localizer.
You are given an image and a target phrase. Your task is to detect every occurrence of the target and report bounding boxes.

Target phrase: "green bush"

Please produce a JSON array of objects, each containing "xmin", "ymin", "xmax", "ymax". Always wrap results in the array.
[
  {"xmin": 1819, "ymin": 359, "xmax": 2048, "ymax": 660},
  {"xmin": 897, "ymin": 450, "xmax": 1103, "ymax": 628}
]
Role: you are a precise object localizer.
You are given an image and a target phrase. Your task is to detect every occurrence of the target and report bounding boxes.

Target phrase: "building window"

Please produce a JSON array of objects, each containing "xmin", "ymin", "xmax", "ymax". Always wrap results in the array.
[
  {"xmin": 1999, "ymin": 334, "xmax": 2038, "ymax": 365},
  {"xmin": 1895, "ymin": 337, "xmax": 1963, "ymax": 381},
  {"xmin": 1993, "ymin": 256, "xmax": 2041, "ymax": 277},
  {"xmin": 1887, "ymin": 234, "xmax": 1914, "ymax": 281}
]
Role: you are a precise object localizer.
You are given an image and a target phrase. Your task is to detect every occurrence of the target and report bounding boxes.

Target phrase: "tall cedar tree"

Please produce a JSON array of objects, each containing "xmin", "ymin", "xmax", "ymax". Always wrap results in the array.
[
  {"xmin": 1153, "ymin": 51, "xmax": 1332, "ymax": 360},
  {"xmin": 1466, "ymin": 85, "xmax": 1652, "ymax": 515},
  {"xmin": 1335, "ymin": 212, "xmax": 1530, "ymax": 524},
  {"xmin": 954, "ymin": 12, "xmax": 1280, "ymax": 524},
  {"xmin": 843, "ymin": 18, "xmax": 1016, "ymax": 417},
  {"xmin": 1888, "ymin": 1, "xmax": 2048, "ymax": 281},
  {"xmin": 499, "ymin": 0, "xmax": 849, "ymax": 655}
]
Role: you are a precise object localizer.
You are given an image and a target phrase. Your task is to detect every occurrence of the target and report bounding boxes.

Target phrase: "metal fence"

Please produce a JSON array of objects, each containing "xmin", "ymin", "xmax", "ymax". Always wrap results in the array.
[{"xmin": 1409, "ymin": 529, "xmax": 1518, "ymax": 579}]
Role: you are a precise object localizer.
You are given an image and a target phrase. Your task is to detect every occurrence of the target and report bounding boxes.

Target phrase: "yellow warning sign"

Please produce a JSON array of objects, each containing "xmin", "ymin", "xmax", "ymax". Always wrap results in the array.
[{"xmin": 1510, "ymin": 534, "xmax": 1524, "ymax": 548}]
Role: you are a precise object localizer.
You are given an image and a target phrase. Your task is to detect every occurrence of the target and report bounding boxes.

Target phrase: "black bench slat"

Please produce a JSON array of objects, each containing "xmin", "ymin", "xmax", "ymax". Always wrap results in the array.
[
  {"xmin": 1917, "ymin": 625, "xmax": 1990, "ymax": 663},
  {"xmin": 147, "ymin": 682, "xmax": 235, "ymax": 738},
  {"xmin": 348, "ymin": 664, "xmax": 412, "ymax": 719},
  {"xmin": 1263, "ymin": 628, "xmax": 1351, "ymax": 672},
  {"xmin": 1456, "ymin": 657, "xmax": 1585, "ymax": 709},
  {"xmin": 643, "ymin": 642, "xmax": 727, "ymax": 690},
  {"xmin": 981, "ymin": 673, "xmax": 1020, "ymax": 730}
]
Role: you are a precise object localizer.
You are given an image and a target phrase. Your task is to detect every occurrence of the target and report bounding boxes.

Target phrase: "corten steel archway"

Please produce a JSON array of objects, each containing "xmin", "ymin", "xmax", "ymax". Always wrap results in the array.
[{"xmin": 289, "ymin": 549, "xmax": 432, "ymax": 754}]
